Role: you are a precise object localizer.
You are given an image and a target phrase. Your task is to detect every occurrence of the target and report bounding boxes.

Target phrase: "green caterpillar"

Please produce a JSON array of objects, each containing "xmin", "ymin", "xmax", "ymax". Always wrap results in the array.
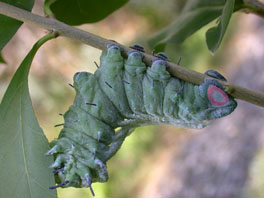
[{"xmin": 47, "ymin": 44, "xmax": 237, "ymax": 195}]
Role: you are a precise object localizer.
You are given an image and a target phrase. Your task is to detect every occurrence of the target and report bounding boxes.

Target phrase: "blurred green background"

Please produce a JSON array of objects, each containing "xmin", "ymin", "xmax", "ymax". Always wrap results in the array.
[{"xmin": 1, "ymin": 0, "xmax": 264, "ymax": 197}]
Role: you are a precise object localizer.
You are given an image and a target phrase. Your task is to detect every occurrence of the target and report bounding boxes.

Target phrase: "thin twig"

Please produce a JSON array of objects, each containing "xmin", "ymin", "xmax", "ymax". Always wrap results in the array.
[
  {"xmin": 0, "ymin": 2, "xmax": 264, "ymax": 107},
  {"xmin": 242, "ymin": 0, "xmax": 264, "ymax": 17}
]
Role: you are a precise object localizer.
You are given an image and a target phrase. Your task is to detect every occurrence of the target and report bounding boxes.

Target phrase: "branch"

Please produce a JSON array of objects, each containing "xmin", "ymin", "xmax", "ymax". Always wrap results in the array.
[
  {"xmin": 0, "ymin": 2, "xmax": 264, "ymax": 108},
  {"xmin": 242, "ymin": 0, "xmax": 264, "ymax": 17}
]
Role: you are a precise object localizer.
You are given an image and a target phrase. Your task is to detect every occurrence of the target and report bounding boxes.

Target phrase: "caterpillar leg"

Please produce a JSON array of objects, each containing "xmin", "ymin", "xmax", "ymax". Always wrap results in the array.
[
  {"xmin": 105, "ymin": 127, "xmax": 132, "ymax": 160},
  {"xmin": 49, "ymin": 158, "xmax": 96, "ymax": 196},
  {"xmin": 47, "ymin": 113, "xmax": 130, "ymax": 193},
  {"xmin": 49, "ymin": 180, "xmax": 70, "ymax": 190},
  {"xmin": 48, "ymin": 127, "xmax": 133, "ymax": 195},
  {"xmin": 47, "ymin": 141, "xmax": 108, "ymax": 195}
]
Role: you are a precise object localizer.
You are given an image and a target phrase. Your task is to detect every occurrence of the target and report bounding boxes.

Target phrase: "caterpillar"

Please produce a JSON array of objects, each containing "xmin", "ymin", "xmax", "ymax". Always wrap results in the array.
[{"xmin": 47, "ymin": 44, "xmax": 237, "ymax": 195}]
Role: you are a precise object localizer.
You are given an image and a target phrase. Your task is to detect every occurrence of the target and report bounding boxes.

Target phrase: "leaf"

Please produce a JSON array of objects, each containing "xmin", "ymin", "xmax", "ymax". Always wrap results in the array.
[
  {"xmin": 148, "ymin": 0, "xmax": 243, "ymax": 50},
  {"xmin": 148, "ymin": 7, "xmax": 222, "ymax": 50},
  {"xmin": 206, "ymin": 0, "xmax": 235, "ymax": 53},
  {"xmin": 0, "ymin": 53, "xmax": 5, "ymax": 63},
  {"xmin": 0, "ymin": 34, "xmax": 56, "ymax": 198},
  {"xmin": 0, "ymin": 0, "xmax": 34, "ymax": 51},
  {"xmin": 44, "ymin": 0, "xmax": 129, "ymax": 26}
]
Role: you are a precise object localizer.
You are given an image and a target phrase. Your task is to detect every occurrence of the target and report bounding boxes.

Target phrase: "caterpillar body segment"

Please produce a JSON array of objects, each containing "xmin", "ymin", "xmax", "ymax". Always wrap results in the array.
[
  {"xmin": 47, "ymin": 44, "xmax": 237, "ymax": 193},
  {"xmin": 73, "ymin": 72, "xmax": 123, "ymax": 128},
  {"xmin": 95, "ymin": 45, "xmax": 132, "ymax": 117},
  {"xmin": 163, "ymin": 78, "xmax": 183, "ymax": 120},
  {"xmin": 143, "ymin": 59, "xmax": 171, "ymax": 116},
  {"xmin": 123, "ymin": 51, "xmax": 146, "ymax": 114}
]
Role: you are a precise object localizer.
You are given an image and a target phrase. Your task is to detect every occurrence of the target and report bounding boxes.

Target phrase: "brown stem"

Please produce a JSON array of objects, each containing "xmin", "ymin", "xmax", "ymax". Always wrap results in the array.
[
  {"xmin": 0, "ymin": 2, "xmax": 264, "ymax": 107},
  {"xmin": 240, "ymin": 0, "xmax": 264, "ymax": 17}
]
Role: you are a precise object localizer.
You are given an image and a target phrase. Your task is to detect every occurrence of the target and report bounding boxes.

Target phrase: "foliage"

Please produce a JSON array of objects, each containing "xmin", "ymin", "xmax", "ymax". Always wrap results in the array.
[
  {"xmin": 0, "ymin": 53, "xmax": 5, "ymax": 63},
  {"xmin": 0, "ymin": 0, "xmax": 263, "ymax": 197},
  {"xmin": 0, "ymin": 0, "xmax": 34, "ymax": 62},
  {"xmin": 0, "ymin": 34, "xmax": 56, "ymax": 198},
  {"xmin": 148, "ymin": 0, "xmax": 244, "ymax": 53},
  {"xmin": 44, "ymin": 0, "xmax": 129, "ymax": 25}
]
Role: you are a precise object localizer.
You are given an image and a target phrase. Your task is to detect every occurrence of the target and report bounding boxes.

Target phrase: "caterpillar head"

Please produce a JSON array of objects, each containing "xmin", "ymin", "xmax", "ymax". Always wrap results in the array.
[{"xmin": 197, "ymin": 78, "xmax": 237, "ymax": 120}]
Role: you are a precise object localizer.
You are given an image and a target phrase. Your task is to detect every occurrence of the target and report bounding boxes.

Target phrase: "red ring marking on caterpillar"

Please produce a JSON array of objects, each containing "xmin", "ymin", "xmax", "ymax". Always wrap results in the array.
[{"xmin": 208, "ymin": 85, "xmax": 229, "ymax": 106}]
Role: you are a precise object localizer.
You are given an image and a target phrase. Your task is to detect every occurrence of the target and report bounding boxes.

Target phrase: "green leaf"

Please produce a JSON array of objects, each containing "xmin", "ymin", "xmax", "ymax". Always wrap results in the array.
[
  {"xmin": 0, "ymin": 53, "xmax": 5, "ymax": 63},
  {"xmin": 148, "ymin": 0, "xmax": 243, "ymax": 50},
  {"xmin": 148, "ymin": 7, "xmax": 222, "ymax": 50},
  {"xmin": 0, "ymin": 0, "xmax": 34, "ymax": 51},
  {"xmin": 206, "ymin": 0, "xmax": 235, "ymax": 53},
  {"xmin": 44, "ymin": 0, "xmax": 129, "ymax": 26},
  {"xmin": 0, "ymin": 34, "xmax": 56, "ymax": 198}
]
